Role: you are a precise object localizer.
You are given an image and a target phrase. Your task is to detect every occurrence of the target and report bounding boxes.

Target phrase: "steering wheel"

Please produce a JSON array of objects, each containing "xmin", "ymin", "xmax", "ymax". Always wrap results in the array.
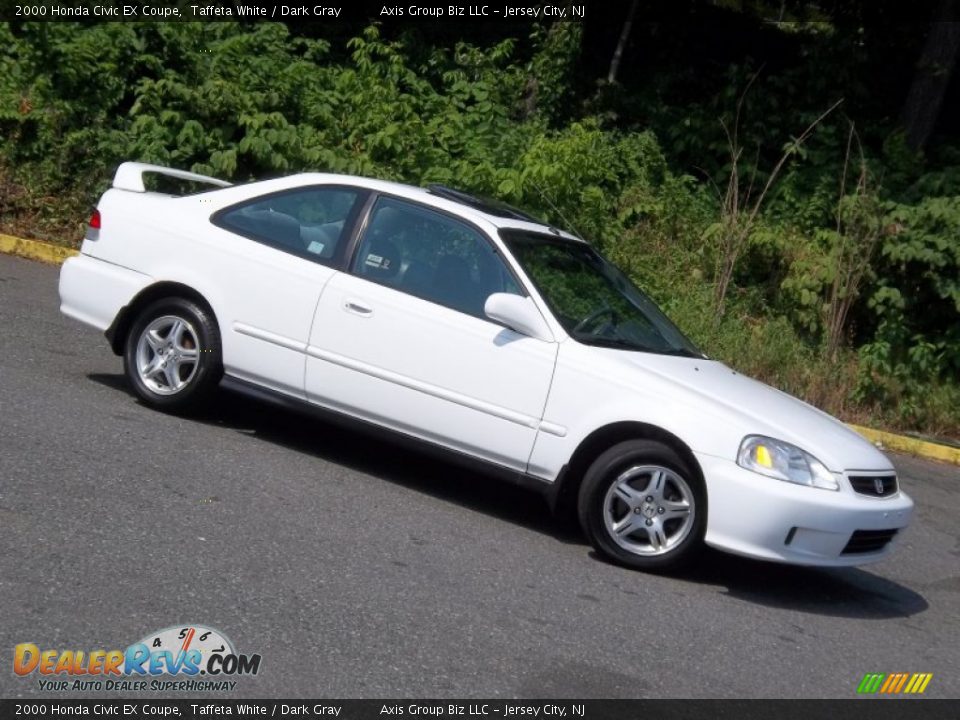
[{"xmin": 573, "ymin": 306, "xmax": 618, "ymax": 334}]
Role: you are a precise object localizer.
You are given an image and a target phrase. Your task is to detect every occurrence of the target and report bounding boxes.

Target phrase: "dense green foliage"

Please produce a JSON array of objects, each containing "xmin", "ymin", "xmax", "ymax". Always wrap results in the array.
[{"xmin": 1, "ymin": 18, "xmax": 958, "ymax": 437}]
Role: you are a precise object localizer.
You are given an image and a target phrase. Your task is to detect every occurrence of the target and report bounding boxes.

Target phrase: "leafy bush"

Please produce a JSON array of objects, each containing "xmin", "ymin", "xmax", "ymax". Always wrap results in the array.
[{"xmin": 1, "ymin": 19, "xmax": 957, "ymax": 439}]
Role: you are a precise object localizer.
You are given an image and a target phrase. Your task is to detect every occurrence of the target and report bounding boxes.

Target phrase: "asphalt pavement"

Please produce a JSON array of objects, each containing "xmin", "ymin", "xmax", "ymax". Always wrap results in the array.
[{"xmin": 1, "ymin": 253, "xmax": 958, "ymax": 699}]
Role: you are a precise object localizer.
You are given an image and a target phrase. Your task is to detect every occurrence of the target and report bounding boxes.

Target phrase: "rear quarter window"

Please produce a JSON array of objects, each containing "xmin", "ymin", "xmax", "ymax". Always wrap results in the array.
[{"xmin": 214, "ymin": 187, "xmax": 364, "ymax": 266}]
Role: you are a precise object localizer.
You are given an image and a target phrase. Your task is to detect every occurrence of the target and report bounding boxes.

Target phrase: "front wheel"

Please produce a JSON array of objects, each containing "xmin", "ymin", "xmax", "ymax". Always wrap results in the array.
[
  {"xmin": 578, "ymin": 440, "xmax": 706, "ymax": 571},
  {"xmin": 123, "ymin": 297, "xmax": 222, "ymax": 412}
]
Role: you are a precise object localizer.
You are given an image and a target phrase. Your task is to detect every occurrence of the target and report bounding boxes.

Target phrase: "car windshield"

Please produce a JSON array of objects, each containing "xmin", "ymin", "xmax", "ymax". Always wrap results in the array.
[{"xmin": 502, "ymin": 230, "xmax": 703, "ymax": 357}]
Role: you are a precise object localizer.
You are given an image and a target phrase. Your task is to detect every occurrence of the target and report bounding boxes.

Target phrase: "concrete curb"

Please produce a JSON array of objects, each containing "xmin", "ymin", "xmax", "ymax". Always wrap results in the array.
[
  {"xmin": 1, "ymin": 230, "xmax": 958, "ymax": 465},
  {"xmin": 0, "ymin": 233, "xmax": 78, "ymax": 264},
  {"xmin": 848, "ymin": 424, "xmax": 960, "ymax": 466}
]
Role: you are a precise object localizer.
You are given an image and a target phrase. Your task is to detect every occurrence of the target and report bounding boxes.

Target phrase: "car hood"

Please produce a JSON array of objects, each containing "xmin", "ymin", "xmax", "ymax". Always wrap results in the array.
[{"xmin": 596, "ymin": 349, "xmax": 893, "ymax": 473}]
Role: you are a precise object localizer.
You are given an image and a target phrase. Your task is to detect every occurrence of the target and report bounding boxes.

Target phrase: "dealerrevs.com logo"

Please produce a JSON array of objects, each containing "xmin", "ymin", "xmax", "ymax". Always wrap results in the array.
[{"xmin": 13, "ymin": 624, "xmax": 261, "ymax": 692}]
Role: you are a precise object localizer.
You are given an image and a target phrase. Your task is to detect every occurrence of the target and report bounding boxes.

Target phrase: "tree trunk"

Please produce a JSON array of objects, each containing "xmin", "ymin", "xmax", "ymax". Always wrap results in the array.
[
  {"xmin": 902, "ymin": 0, "xmax": 960, "ymax": 151},
  {"xmin": 607, "ymin": 0, "xmax": 639, "ymax": 84}
]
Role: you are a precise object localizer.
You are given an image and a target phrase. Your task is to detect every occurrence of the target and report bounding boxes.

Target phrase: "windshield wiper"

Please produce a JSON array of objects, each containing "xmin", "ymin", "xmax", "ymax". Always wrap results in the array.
[
  {"xmin": 570, "ymin": 334, "xmax": 650, "ymax": 351},
  {"xmin": 571, "ymin": 333, "xmax": 703, "ymax": 357},
  {"xmin": 657, "ymin": 347, "xmax": 704, "ymax": 358}
]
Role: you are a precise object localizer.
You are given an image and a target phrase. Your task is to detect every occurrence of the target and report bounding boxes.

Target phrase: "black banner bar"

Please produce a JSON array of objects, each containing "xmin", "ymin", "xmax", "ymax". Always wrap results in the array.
[
  {"xmin": 1, "ymin": 700, "xmax": 959, "ymax": 720},
  {"xmin": 4, "ymin": 0, "xmax": 589, "ymax": 24},
  {"xmin": 3, "ymin": 0, "xmax": 959, "ymax": 24}
]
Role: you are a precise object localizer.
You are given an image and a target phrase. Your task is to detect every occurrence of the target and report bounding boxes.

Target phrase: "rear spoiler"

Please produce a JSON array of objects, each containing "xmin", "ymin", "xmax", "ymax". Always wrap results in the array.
[{"xmin": 112, "ymin": 162, "xmax": 232, "ymax": 193}]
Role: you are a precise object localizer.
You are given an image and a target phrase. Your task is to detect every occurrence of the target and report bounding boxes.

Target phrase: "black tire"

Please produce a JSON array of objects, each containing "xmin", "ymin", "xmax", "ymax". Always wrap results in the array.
[
  {"xmin": 578, "ymin": 439, "xmax": 706, "ymax": 571},
  {"xmin": 123, "ymin": 297, "xmax": 222, "ymax": 413}
]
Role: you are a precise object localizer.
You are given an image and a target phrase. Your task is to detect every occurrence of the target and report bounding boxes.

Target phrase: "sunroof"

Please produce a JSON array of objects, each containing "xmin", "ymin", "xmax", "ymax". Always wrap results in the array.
[{"xmin": 426, "ymin": 184, "xmax": 547, "ymax": 224}]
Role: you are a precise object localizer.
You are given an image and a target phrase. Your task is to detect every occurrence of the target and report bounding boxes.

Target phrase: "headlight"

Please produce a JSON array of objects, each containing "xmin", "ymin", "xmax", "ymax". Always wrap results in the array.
[{"xmin": 737, "ymin": 435, "xmax": 839, "ymax": 491}]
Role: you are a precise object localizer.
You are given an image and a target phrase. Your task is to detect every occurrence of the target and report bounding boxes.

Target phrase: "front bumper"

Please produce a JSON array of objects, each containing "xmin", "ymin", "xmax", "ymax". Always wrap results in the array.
[{"xmin": 696, "ymin": 452, "xmax": 913, "ymax": 566}]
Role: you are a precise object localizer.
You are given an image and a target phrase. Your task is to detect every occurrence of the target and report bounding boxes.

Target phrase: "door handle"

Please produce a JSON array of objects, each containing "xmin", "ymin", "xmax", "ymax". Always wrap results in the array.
[{"xmin": 343, "ymin": 299, "xmax": 373, "ymax": 317}]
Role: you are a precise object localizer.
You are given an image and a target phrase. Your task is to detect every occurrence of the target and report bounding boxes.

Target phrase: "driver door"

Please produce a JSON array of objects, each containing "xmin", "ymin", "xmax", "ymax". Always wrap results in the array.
[{"xmin": 305, "ymin": 196, "xmax": 559, "ymax": 471}]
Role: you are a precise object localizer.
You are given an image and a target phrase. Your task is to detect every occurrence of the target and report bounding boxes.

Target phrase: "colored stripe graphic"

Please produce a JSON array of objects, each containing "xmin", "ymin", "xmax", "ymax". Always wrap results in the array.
[
  {"xmin": 857, "ymin": 673, "xmax": 885, "ymax": 693},
  {"xmin": 857, "ymin": 673, "xmax": 932, "ymax": 694},
  {"xmin": 880, "ymin": 674, "xmax": 897, "ymax": 693},
  {"xmin": 913, "ymin": 674, "xmax": 933, "ymax": 694}
]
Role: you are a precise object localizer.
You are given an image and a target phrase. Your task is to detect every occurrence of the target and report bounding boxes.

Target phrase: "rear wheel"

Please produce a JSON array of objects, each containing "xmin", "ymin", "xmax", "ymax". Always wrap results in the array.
[
  {"xmin": 578, "ymin": 440, "xmax": 706, "ymax": 571},
  {"xmin": 123, "ymin": 297, "xmax": 222, "ymax": 412}
]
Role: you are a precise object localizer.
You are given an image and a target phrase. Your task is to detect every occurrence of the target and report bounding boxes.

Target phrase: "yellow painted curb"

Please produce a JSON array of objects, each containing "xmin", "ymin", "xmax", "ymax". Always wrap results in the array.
[
  {"xmin": 849, "ymin": 424, "xmax": 960, "ymax": 466},
  {"xmin": 0, "ymin": 233, "xmax": 78, "ymax": 264}
]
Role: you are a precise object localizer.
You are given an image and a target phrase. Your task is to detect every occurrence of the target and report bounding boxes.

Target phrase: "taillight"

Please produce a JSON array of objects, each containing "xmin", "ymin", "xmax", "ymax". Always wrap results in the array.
[{"xmin": 89, "ymin": 209, "xmax": 101, "ymax": 229}]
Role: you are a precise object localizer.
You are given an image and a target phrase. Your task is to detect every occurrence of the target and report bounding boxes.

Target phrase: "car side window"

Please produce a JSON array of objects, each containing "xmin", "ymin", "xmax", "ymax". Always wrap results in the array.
[
  {"xmin": 352, "ymin": 197, "xmax": 523, "ymax": 318},
  {"xmin": 215, "ymin": 187, "xmax": 363, "ymax": 266}
]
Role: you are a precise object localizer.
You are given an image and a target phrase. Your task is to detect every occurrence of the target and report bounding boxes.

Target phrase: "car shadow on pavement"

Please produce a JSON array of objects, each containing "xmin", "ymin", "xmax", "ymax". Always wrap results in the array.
[
  {"xmin": 88, "ymin": 372, "xmax": 582, "ymax": 545},
  {"xmin": 89, "ymin": 372, "xmax": 930, "ymax": 618},
  {"xmin": 676, "ymin": 548, "xmax": 929, "ymax": 619}
]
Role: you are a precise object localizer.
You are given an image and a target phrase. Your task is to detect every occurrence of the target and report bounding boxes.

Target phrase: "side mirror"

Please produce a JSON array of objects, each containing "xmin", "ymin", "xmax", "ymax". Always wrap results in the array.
[{"xmin": 484, "ymin": 293, "xmax": 554, "ymax": 342}]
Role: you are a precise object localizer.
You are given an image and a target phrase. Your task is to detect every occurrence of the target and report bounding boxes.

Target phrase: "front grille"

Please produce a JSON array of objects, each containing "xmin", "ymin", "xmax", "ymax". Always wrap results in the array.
[
  {"xmin": 842, "ymin": 529, "xmax": 899, "ymax": 555},
  {"xmin": 849, "ymin": 474, "xmax": 898, "ymax": 497}
]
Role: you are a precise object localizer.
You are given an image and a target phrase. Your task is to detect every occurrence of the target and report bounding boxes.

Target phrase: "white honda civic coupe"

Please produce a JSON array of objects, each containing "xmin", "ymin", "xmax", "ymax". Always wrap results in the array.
[{"xmin": 59, "ymin": 162, "xmax": 913, "ymax": 571}]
